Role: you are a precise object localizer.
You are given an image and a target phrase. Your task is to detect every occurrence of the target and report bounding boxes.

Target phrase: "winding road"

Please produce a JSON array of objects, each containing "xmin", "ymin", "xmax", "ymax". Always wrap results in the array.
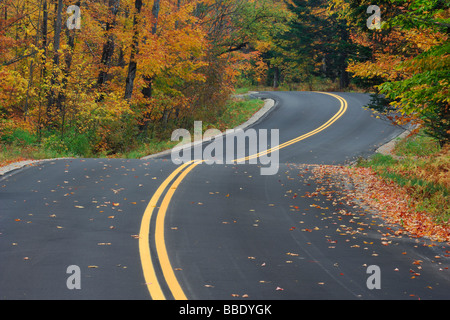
[{"xmin": 1, "ymin": 91, "xmax": 449, "ymax": 300}]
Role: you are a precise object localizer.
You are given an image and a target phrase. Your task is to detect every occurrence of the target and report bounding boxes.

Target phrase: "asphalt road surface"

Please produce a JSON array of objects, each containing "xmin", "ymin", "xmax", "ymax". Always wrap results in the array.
[{"xmin": 1, "ymin": 91, "xmax": 449, "ymax": 300}]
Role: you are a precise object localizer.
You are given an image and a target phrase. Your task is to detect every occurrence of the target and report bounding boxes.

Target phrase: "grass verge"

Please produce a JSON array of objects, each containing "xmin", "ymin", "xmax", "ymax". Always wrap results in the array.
[{"xmin": 357, "ymin": 131, "xmax": 449, "ymax": 225}]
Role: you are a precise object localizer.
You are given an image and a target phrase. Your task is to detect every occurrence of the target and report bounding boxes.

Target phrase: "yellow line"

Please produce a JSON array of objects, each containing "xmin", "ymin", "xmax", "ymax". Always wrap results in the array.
[
  {"xmin": 141, "ymin": 92, "xmax": 348, "ymax": 300},
  {"xmin": 234, "ymin": 92, "xmax": 347, "ymax": 162},
  {"xmin": 139, "ymin": 161, "xmax": 194, "ymax": 300},
  {"xmin": 154, "ymin": 160, "xmax": 201, "ymax": 300}
]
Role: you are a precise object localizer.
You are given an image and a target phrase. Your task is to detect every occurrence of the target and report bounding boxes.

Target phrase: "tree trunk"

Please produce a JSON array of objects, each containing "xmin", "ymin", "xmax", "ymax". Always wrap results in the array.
[
  {"xmin": 58, "ymin": 22, "xmax": 78, "ymax": 138},
  {"xmin": 41, "ymin": 0, "xmax": 48, "ymax": 65},
  {"xmin": 273, "ymin": 67, "xmax": 280, "ymax": 89},
  {"xmin": 338, "ymin": 25, "xmax": 350, "ymax": 90},
  {"xmin": 24, "ymin": 0, "xmax": 44, "ymax": 118},
  {"xmin": 46, "ymin": 0, "xmax": 63, "ymax": 125},
  {"xmin": 141, "ymin": 0, "xmax": 160, "ymax": 100},
  {"xmin": 37, "ymin": 0, "xmax": 48, "ymax": 135},
  {"xmin": 339, "ymin": 64, "xmax": 349, "ymax": 90},
  {"xmin": 139, "ymin": 0, "xmax": 162, "ymax": 132},
  {"xmin": 124, "ymin": 0, "xmax": 143, "ymax": 100},
  {"xmin": 52, "ymin": 0, "xmax": 63, "ymax": 66},
  {"xmin": 97, "ymin": 0, "xmax": 120, "ymax": 89},
  {"xmin": 24, "ymin": 61, "xmax": 34, "ymax": 118},
  {"xmin": 151, "ymin": 0, "xmax": 160, "ymax": 35}
]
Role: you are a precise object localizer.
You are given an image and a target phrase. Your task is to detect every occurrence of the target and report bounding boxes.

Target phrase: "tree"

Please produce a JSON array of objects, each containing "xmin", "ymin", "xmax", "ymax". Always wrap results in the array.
[
  {"xmin": 97, "ymin": 0, "xmax": 121, "ymax": 91},
  {"xmin": 0, "ymin": 0, "xmax": 293, "ymax": 156},
  {"xmin": 343, "ymin": 0, "xmax": 449, "ymax": 146},
  {"xmin": 268, "ymin": 0, "xmax": 360, "ymax": 90},
  {"xmin": 124, "ymin": 0, "xmax": 143, "ymax": 100}
]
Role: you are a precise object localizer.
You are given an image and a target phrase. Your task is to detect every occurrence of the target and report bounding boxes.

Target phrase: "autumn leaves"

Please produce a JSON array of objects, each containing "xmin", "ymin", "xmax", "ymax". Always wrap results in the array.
[
  {"xmin": 0, "ymin": 0, "xmax": 290, "ymax": 158},
  {"xmin": 311, "ymin": 164, "xmax": 450, "ymax": 243}
]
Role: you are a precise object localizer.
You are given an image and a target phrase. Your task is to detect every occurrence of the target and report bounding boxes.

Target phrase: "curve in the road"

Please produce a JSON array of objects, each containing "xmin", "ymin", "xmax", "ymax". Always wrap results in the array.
[
  {"xmin": 140, "ymin": 92, "xmax": 348, "ymax": 300},
  {"xmin": 236, "ymin": 92, "xmax": 347, "ymax": 163}
]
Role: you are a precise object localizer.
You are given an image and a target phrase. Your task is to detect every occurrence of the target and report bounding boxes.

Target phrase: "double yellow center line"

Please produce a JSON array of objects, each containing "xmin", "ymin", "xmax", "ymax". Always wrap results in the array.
[
  {"xmin": 139, "ymin": 92, "xmax": 348, "ymax": 300},
  {"xmin": 139, "ymin": 160, "xmax": 200, "ymax": 300},
  {"xmin": 235, "ymin": 92, "xmax": 348, "ymax": 163}
]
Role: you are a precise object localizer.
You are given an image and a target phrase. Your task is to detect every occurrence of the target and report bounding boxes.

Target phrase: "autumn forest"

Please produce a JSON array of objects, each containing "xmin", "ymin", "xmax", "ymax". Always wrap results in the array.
[{"xmin": 0, "ymin": 0, "xmax": 448, "ymax": 159}]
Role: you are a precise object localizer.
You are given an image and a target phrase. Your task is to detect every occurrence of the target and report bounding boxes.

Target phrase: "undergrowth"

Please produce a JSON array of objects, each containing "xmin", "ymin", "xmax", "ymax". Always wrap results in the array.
[{"xmin": 0, "ymin": 97, "xmax": 266, "ymax": 166}]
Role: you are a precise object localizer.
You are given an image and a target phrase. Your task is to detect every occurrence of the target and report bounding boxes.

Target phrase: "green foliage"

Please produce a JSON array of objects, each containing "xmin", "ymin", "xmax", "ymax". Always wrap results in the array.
[
  {"xmin": 0, "ymin": 128, "xmax": 37, "ymax": 146},
  {"xmin": 389, "ymin": 0, "xmax": 450, "ymax": 31},
  {"xmin": 41, "ymin": 130, "xmax": 92, "ymax": 157},
  {"xmin": 377, "ymin": 45, "xmax": 450, "ymax": 146},
  {"xmin": 341, "ymin": 0, "xmax": 449, "ymax": 146},
  {"xmin": 267, "ymin": 0, "xmax": 364, "ymax": 89},
  {"xmin": 214, "ymin": 98, "xmax": 265, "ymax": 131}
]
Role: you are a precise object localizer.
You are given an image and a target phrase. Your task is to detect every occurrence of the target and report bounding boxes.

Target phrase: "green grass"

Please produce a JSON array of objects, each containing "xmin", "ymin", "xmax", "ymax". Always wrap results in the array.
[
  {"xmin": 0, "ymin": 141, "xmax": 73, "ymax": 167},
  {"xmin": 357, "ymin": 131, "xmax": 449, "ymax": 224},
  {"xmin": 117, "ymin": 140, "xmax": 180, "ymax": 159},
  {"xmin": 393, "ymin": 133, "xmax": 441, "ymax": 157},
  {"xmin": 233, "ymin": 87, "xmax": 252, "ymax": 95},
  {"xmin": 215, "ymin": 98, "xmax": 265, "ymax": 130}
]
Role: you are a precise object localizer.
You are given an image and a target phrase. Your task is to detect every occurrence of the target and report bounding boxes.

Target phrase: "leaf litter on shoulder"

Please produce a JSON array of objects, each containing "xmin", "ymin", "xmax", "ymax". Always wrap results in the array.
[{"xmin": 308, "ymin": 164, "xmax": 450, "ymax": 243}]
